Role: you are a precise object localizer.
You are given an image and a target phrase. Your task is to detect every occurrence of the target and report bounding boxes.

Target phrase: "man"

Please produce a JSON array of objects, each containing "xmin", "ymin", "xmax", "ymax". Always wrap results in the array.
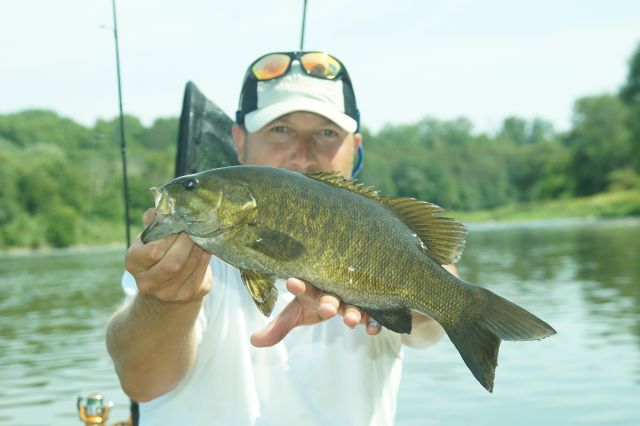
[{"xmin": 107, "ymin": 51, "xmax": 446, "ymax": 426}]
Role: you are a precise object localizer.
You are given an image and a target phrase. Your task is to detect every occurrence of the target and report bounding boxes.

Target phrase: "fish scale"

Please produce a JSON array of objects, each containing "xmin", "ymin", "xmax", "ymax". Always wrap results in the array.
[{"xmin": 142, "ymin": 165, "xmax": 556, "ymax": 392}]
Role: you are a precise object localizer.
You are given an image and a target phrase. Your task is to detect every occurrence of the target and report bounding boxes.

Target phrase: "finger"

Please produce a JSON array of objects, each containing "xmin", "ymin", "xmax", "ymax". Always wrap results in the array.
[
  {"xmin": 163, "ymin": 249, "xmax": 212, "ymax": 302},
  {"xmin": 177, "ymin": 247, "xmax": 212, "ymax": 293},
  {"xmin": 147, "ymin": 234, "xmax": 201, "ymax": 285},
  {"xmin": 318, "ymin": 294, "xmax": 340, "ymax": 319},
  {"xmin": 285, "ymin": 277, "xmax": 307, "ymax": 297},
  {"xmin": 342, "ymin": 305, "xmax": 362, "ymax": 329},
  {"xmin": 136, "ymin": 240, "xmax": 197, "ymax": 297},
  {"xmin": 152, "ymin": 241, "xmax": 201, "ymax": 294},
  {"xmin": 250, "ymin": 299, "xmax": 303, "ymax": 348},
  {"xmin": 285, "ymin": 278, "xmax": 339, "ymax": 320},
  {"xmin": 143, "ymin": 208, "xmax": 156, "ymax": 227},
  {"xmin": 126, "ymin": 233, "xmax": 180, "ymax": 273},
  {"xmin": 366, "ymin": 316, "xmax": 382, "ymax": 335}
]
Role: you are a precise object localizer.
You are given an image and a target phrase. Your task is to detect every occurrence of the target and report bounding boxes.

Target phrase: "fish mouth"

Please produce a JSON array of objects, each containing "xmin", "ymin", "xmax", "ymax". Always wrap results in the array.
[{"xmin": 141, "ymin": 214, "xmax": 188, "ymax": 244}]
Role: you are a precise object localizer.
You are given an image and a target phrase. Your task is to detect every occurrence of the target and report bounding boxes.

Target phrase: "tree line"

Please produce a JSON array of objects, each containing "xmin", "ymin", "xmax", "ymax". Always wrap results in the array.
[{"xmin": 1, "ymin": 43, "xmax": 639, "ymax": 249}]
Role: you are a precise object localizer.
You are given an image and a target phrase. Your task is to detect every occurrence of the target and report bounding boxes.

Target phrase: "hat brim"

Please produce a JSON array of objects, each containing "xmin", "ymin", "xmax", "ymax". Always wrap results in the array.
[{"xmin": 244, "ymin": 100, "xmax": 358, "ymax": 133}]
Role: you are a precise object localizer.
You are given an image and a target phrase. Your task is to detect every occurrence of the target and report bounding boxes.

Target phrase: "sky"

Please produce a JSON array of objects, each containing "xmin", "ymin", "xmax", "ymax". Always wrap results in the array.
[{"xmin": 1, "ymin": 0, "xmax": 639, "ymax": 134}]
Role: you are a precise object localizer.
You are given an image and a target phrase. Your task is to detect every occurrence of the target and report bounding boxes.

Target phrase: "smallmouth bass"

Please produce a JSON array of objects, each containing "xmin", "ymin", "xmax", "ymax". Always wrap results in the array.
[{"xmin": 142, "ymin": 165, "xmax": 556, "ymax": 392}]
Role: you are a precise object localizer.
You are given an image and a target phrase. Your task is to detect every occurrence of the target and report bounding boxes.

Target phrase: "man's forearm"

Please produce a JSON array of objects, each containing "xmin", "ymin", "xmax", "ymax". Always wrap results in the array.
[{"xmin": 106, "ymin": 294, "xmax": 202, "ymax": 402}]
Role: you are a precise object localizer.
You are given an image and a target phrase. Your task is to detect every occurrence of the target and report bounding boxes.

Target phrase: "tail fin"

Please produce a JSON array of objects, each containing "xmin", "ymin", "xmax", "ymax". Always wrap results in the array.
[{"xmin": 444, "ymin": 286, "xmax": 556, "ymax": 392}]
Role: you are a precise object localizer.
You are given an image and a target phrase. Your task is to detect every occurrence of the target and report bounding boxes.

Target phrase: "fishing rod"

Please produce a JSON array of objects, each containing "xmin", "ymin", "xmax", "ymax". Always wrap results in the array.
[
  {"xmin": 300, "ymin": 0, "xmax": 308, "ymax": 49},
  {"xmin": 77, "ymin": 2, "xmax": 136, "ymax": 424},
  {"xmin": 110, "ymin": 0, "xmax": 132, "ymax": 248},
  {"xmin": 78, "ymin": 5, "xmax": 135, "ymax": 423}
]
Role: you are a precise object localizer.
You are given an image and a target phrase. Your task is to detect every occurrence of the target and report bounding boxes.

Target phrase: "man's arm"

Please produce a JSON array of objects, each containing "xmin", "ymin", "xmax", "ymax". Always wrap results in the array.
[{"xmin": 106, "ymin": 210, "xmax": 212, "ymax": 402}]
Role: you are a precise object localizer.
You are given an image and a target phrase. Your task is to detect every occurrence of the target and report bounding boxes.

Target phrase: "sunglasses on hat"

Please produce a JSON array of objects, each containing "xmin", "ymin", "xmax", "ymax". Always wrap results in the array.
[
  {"xmin": 237, "ymin": 51, "xmax": 359, "ymax": 128},
  {"xmin": 247, "ymin": 51, "xmax": 351, "ymax": 83}
]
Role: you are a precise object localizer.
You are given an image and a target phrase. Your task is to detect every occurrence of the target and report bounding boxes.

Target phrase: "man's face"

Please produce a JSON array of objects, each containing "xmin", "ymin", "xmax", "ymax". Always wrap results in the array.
[{"xmin": 232, "ymin": 112, "xmax": 362, "ymax": 178}]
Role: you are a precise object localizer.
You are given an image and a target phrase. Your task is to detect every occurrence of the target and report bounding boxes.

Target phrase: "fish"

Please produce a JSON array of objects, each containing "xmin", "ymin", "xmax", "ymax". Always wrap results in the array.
[{"xmin": 141, "ymin": 165, "xmax": 556, "ymax": 392}]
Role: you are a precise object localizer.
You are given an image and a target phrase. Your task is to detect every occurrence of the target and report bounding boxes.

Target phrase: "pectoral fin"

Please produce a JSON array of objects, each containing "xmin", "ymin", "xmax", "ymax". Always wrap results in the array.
[
  {"xmin": 240, "ymin": 269, "xmax": 278, "ymax": 316},
  {"xmin": 366, "ymin": 307, "xmax": 413, "ymax": 334},
  {"xmin": 250, "ymin": 227, "xmax": 305, "ymax": 261}
]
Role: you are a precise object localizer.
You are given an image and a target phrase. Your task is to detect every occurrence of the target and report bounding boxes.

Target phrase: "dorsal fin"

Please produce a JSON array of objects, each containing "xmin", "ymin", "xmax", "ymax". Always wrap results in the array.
[
  {"xmin": 381, "ymin": 196, "xmax": 468, "ymax": 265},
  {"xmin": 303, "ymin": 171, "xmax": 467, "ymax": 265},
  {"xmin": 303, "ymin": 172, "xmax": 380, "ymax": 200}
]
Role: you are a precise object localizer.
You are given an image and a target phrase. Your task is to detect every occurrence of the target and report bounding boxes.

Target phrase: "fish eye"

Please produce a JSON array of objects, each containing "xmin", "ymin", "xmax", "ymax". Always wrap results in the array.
[{"xmin": 183, "ymin": 178, "xmax": 198, "ymax": 191}]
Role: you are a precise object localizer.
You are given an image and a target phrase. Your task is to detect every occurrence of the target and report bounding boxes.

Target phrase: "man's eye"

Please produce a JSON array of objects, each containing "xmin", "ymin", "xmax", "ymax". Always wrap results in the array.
[
  {"xmin": 321, "ymin": 129, "xmax": 337, "ymax": 137},
  {"xmin": 267, "ymin": 125, "xmax": 294, "ymax": 143}
]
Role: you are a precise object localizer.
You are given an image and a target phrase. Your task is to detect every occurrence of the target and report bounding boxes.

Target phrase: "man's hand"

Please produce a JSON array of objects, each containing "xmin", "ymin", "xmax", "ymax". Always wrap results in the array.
[
  {"xmin": 250, "ymin": 278, "xmax": 381, "ymax": 347},
  {"xmin": 250, "ymin": 264, "xmax": 459, "ymax": 348},
  {"xmin": 125, "ymin": 208, "xmax": 212, "ymax": 304},
  {"xmin": 108, "ymin": 208, "xmax": 213, "ymax": 402}
]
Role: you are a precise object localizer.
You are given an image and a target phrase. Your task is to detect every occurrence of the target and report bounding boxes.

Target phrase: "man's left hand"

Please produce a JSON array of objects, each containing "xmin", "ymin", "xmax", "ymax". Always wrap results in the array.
[{"xmin": 250, "ymin": 278, "xmax": 381, "ymax": 347}]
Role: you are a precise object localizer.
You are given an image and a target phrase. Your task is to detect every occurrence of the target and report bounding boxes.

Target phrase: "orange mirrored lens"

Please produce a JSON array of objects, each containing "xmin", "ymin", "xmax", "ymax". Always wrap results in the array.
[
  {"xmin": 252, "ymin": 54, "xmax": 291, "ymax": 80},
  {"xmin": 300, "ymin": 53, "xmax": 341, "ymax": 79}
]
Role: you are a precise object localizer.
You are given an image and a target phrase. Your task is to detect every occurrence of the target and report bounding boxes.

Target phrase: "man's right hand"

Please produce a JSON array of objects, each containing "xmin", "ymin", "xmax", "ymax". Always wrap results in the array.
[
  {"xmin": 125, "ymin": 208, "xmax": 212, "ymax": 304},
  {"xmin": 108, "ymin": 208, "xmax": 213, "ymax": 402}
]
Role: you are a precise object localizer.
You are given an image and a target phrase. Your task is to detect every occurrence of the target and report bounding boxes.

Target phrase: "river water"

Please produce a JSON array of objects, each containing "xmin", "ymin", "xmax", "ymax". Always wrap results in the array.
[{"xmin": 1, "ymin": 219, "xmax": 639, "ymax": 425}]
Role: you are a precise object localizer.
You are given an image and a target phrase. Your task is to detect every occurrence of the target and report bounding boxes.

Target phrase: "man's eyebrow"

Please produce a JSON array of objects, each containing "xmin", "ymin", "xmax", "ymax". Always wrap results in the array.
[{"xmin": 271, "ymin": 116, "xmax": 292, "ymax": 125}]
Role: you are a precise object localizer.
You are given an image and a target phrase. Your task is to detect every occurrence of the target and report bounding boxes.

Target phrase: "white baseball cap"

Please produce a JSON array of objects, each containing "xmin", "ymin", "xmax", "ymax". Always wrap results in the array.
[{"xmin": 236, "ymin": 52, "xmax": 359, "ymax": 133}]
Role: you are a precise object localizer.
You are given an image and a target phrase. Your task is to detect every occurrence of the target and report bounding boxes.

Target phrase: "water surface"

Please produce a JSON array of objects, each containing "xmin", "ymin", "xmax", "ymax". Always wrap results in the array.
[{"xmin": 1, "ymin": 219, "xmax": 638, "ymax": 425}]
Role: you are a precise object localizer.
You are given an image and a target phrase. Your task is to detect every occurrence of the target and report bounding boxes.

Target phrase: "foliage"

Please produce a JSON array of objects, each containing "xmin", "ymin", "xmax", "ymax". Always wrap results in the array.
[
  {"xmin": 0, "ymin": 41, "xmax": 638, "ymax": 249},
  {"xmin": 0, "ymin": 111, "xmax": 176, "ymax": 249},
  {"xmin": 564, "ymin": 95, "xmax": 632, "ymax": 195},
  {"xmin": 619, "ymin": 41, "xmax": 640, "ymax": 173},
  {"xmin": 619, "ymin": 41, "xmax": 640, "ymax": 105}
]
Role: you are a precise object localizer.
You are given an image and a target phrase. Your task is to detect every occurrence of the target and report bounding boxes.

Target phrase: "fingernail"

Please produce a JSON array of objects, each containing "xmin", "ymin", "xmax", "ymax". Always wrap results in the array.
[
  {"xmin": 319, "ymin": 303, "xmax": 337, "ymax": 319},
  {"xmin": 367, "ymin": 317, "xmax": 381, "ymax": 332},
  {"xmin": 345, "ymin": 312, "xmax": 358, "ymax": 328}
]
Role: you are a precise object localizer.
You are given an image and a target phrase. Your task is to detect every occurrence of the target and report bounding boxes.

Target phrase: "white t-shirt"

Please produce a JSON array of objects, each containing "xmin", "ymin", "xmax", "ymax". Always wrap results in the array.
[{"xmin": 121, "ymin": 256, "xmax": 404, "ymax": 426}]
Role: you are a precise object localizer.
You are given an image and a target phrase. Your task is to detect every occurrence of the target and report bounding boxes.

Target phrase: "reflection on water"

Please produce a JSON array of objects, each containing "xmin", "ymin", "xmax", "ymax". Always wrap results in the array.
[
  {"xmin": 0, "ymin": 219, "xmax": 639, "ymax": 425},
  {"xmin": 399, "ymin": 218, "xmax": 640, "ymax": 425}
]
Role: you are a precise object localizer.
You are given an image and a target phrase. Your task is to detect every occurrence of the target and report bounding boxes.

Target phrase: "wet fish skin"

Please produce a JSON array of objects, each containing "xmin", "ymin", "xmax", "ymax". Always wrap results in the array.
[{"xmin": 141, "ymin": 165, "xmax": 556, "ymax": 392}]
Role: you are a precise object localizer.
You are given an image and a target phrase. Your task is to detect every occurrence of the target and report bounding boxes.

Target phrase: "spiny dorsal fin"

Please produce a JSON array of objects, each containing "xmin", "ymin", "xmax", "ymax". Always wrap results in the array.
[
  {"xmin": 303, "ymin": 172, "xmax": 380, "ymax": 200},
  {"xmin": 381, "ymin": 196, "xmax": 468, "ymax": 265}
]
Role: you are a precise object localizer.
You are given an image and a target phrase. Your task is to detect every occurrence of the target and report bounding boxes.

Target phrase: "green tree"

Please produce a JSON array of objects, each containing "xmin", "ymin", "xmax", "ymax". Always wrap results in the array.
[
  {"xmin": 45, "ymin": 204, "xmax": 80, "ymax": 248},
  {"xmin": 499, "ymin": 116, "xmax": 528, "ymax": 145},
  {"xmin": 619, "ymin": 41, "xmax": 640, "ymax": 105},
  {"xmin": 565, "ymin": 95, "xmax": 633, "ymax": 195},
  {"xmin": 618, "ymin": 40, "xmax": 640, "ymax": 172}
]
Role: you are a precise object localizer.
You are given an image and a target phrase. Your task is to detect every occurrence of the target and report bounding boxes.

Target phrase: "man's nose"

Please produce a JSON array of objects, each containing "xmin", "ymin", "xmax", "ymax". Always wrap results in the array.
[{"xmin": 288, "ymin": 135, "xmax": 317, "ymax": 171}]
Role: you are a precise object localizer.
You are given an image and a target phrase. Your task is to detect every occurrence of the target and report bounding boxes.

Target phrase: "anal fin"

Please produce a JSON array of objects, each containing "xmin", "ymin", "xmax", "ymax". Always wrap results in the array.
[{"xmin": 366, "ymin": 308, "xmax": 413, "ymax": 334}]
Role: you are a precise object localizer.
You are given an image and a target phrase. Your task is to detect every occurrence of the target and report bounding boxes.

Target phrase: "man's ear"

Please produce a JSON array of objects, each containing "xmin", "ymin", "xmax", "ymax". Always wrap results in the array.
[
  {"xmin": 231, "ymin": 124, "xmax": 245, "ymax": 164},
  {"xmin": 353, "ymin": 132, "xmax": 363, "ymax": 152}
]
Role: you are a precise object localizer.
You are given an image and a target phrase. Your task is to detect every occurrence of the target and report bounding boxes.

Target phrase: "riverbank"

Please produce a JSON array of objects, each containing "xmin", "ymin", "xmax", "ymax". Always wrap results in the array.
[
  {"xmin": 2, "ymin": 189, "xmax": 639, "ymax": 254},
  {"xmin": 451, "ymin": 189, "xmax": 640, "ymax": 223}
]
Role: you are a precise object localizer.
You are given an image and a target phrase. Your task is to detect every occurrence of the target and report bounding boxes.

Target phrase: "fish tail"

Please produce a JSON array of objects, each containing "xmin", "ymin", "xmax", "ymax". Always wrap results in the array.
[{"xmin": 442, "ymin": 285, "xmax": 556, "ymax": 392}]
